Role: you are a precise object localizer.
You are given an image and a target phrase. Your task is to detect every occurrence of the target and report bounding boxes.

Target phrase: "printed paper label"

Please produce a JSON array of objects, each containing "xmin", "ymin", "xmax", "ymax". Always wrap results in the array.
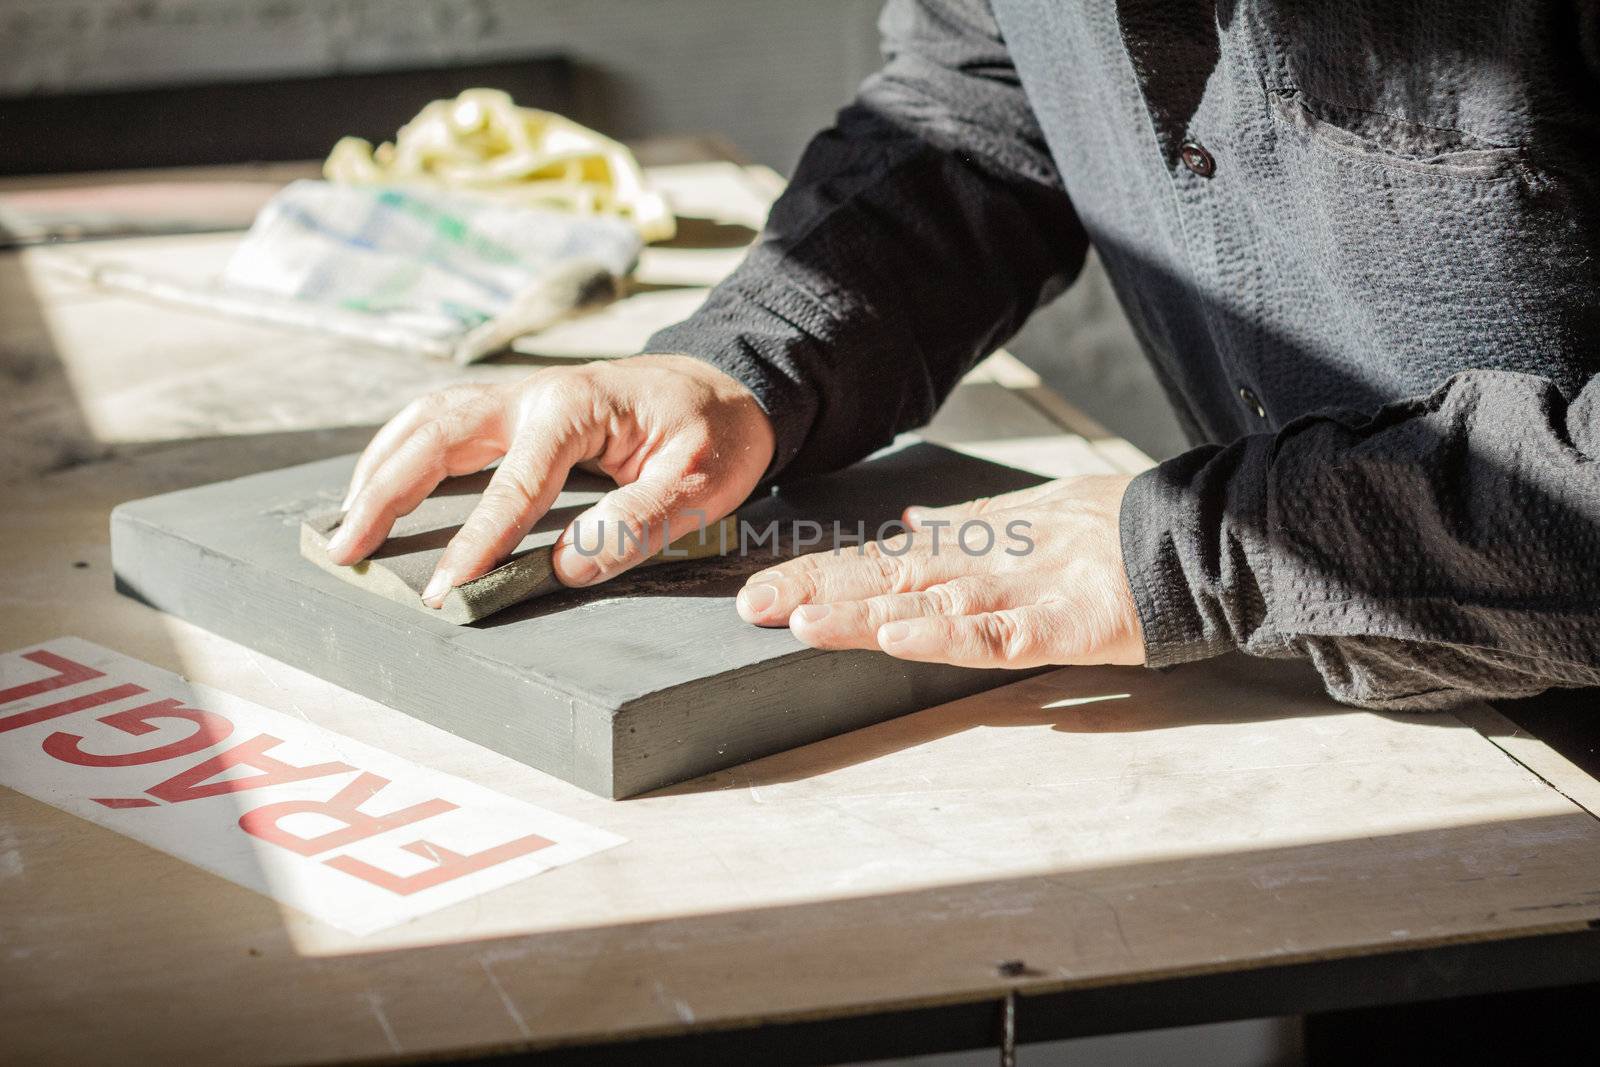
[{"xmin": 0, "ymin": 637, "xmax": 624, "ymax": 935}]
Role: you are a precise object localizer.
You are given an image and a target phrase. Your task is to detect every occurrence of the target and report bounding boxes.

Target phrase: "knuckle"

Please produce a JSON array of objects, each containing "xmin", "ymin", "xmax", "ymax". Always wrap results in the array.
[
  {"xmin": 861, "ymin": 595, "xmax": 897, "ymax": 628},
  {"xmin": 943, "ymin": 578, "xmax": 996, "ymax": 615},
  {"xmin": 623, "ymin": 482, "xmax": 677, "ymax": 525},
  {"xmin": 864, "ymin": 530, "xmax": 909, "ymax": 558},
  {"xmin": 675, "ymin": 437, "xmax": 720, "ymax": 478},
  {"xmin": 763, "ymin": 558, "xmax": 815, "ymax": 595},
  {"xmin": 778, "ymin": 551, "xmax": 823, "ymax": 581},
  {"xmin": 349, "ymin": 478, "xmax": 387, "ymax": 512},
  {"xmin": 340, "ymin": 500, "xmax": 376, "ymax": 535},
  {"xmin": 443, "ymin": 382, "xmax": 493, "ymax": 405},
  {"xmin": 411, "ymin": 386, "xmax": 473, "ymax": 420},
  {"xmin": 781, "ymin": 569, "xmax": 819, "ymax": 602},
  {"xmin": 410, "ymin": 418, "xmax": 451, "ymax": 455},
  {"xmin": 433, "ymin": 403, "xmax": 487, "ymax": 446},
  {"xmin": 357, "ymin": 470, "xmax": 405, "ymax": 511},
  {"xmin": 599, "ymin": 512, "xmax": 651, "ymax": 555},
  {"xmin": 1000, "ymin": 616, "xmax": 1037, "ymax": 662},
  {"xmin": 920, "ymin": 583, "xmax": 963, "ymax": 615},
  {"xmin": 454, "ymin": 517, "xmax": 516, "ymax": 560},
  {"xmin": 978, "ymin": 613, "xmax": 1030, "ymax": 661},
  {"xmin": 481, "ymin": 479, "xmax": 536, "ymax": 519},
  {"xmin": 977, "ymin": 614, "xmax": 1012, "ymax": 656},
  {"xmin": 367, "ymin": 499, "xmax": 405, "ymax": 532},
  {"xmin": 866, "ymin": 552, "xmax": 912, "ymax": 593},
  {"xmin": 442, "ymin": 385, "xmax": 495, "ymax": 420},
  {"xmin": 395, "ymin": 397, "xmax": 433, "ymax": 425},
  {"xmin": 345, "ymin": 484, "xmax": 387, "ymax": 524},
  {"xmin": 524, "ymin": 370, "xmax": 594, "ymax": 420},
  {"xmin": 399, "ymin": 383, "xmax": 480, "ymax": 421}
]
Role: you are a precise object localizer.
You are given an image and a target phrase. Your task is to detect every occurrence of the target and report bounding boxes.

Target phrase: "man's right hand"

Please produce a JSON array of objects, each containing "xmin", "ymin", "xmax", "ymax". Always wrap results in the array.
[{"xmin": 326, "ymin": 354, "xmax": 776, "ymax": 608}]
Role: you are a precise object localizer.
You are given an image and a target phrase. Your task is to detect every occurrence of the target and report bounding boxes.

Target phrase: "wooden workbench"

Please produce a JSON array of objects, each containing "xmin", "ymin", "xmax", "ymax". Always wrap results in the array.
[{"xmin": 4, "ymin": 162, "xmax": 1600, "ymax": 1066}]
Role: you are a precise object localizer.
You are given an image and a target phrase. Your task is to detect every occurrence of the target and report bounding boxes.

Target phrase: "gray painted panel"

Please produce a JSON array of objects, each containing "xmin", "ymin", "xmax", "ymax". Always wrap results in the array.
[{"xmin": 111, "ymin": 439, "xmax": 1046, "ymax": 797}]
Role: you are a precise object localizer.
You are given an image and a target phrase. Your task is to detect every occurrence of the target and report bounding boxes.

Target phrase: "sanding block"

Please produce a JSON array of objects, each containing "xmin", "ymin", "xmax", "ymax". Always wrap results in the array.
[{"xmin": 299, "ymin": 468, "xmax": 737, "ymax": 625}]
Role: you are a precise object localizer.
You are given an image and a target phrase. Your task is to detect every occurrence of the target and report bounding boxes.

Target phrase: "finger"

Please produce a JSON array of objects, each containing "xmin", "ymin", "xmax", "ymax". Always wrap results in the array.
[
  {"xmin": 549, "ymin": 454, "xmax": 728, "ymax": 587},
  {"xmin": 875, "ymin": 605, "xmax": 1063, "ymax": 669},
  {"xmin": 424, "ymin": 430, "xmax": 585, "ymax": 605},
  {"xmin": 788, "ymin": 577, "xmax": 1010, "ymax": 651},
  {"xmin": 904, "ymin": 480, "xmax": 1061, "ymax": 529},
  {"xmin": 343, "ymin": 387, "xmax": 494, "ymax": 508},
  {"xmin": 327, "ymin": 406, "xmax": 505, "ymax": 565},
  {"xmin": 736, "ymin": 535, "xmax": 980, "ymax": 627},
  {"xmin": 343, "ymin": 401, "xmax": 432, "ymax": 510}
]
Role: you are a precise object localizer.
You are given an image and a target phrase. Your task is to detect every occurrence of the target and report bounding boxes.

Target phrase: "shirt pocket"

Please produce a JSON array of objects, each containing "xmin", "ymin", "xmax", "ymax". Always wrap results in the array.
[
  {"xmin": 1268, "ymin": 89, "xmax": 1528, "ymax": 181},
  {"xmin": 1262, "ymin": 88, "xmax": 1597, "ymax": 396}
]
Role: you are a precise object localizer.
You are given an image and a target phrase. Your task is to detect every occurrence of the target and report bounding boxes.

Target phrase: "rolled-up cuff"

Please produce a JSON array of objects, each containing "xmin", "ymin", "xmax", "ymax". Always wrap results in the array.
[
  {"xmin": 646, "ymin": 273, "xmax": 845, "ymax": 481},
  {"xmin": 1118, "ymin": 434, "xmax": 1275, "ymax": 668}
]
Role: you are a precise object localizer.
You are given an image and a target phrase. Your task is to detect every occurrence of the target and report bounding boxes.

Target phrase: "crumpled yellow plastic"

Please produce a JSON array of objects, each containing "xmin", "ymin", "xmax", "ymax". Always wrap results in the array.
[{"xmin": 324, "ymin": 88, "xmax": 676, "ymax": 242}]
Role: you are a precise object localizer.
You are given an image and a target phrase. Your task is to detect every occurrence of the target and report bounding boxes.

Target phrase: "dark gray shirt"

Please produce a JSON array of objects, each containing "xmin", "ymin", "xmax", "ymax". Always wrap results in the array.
[{"xmin": 647, "ymin": 0, "xmax": 1600, "ymax": 709}]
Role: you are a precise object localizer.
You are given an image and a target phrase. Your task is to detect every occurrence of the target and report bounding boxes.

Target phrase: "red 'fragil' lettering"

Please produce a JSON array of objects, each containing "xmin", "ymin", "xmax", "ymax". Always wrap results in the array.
[
  {"xmin": 0, "ymin": 650, "xmax": 104, "ymax": 706},
  {"xmin": 146, "ymin": 733, "xmax": 355, "ymax": 803},
  {"xmin": 0, "ymin": 683, "xmax": 146, "ymax": 734},
  {"xmin": 238, "ymin": 772, "xmax": 456, "ymax": 855},
  {"xmin": 42, "ymin": 698, "xmax": 235, "ymax": 767},
  {"xmin": 326, "ymin": 832, "xmax": 556, "ymax": 896}
]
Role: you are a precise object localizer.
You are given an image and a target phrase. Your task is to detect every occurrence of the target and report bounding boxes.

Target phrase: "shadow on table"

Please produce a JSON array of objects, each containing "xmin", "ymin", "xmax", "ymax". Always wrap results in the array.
[{"xmin": 645, "ymin": 653, "xmax": 1475, "ymax": 797}]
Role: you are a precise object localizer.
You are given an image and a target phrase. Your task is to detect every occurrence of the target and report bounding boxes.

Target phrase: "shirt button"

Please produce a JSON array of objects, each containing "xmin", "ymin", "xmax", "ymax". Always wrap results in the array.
[
  {"xmin": 1239, "ymin": 386, "xmax": 1266, "ymax": 419},
  {"xmin": 1180, "ymin": 139, "xmax": 1215, "ymax": 178}
]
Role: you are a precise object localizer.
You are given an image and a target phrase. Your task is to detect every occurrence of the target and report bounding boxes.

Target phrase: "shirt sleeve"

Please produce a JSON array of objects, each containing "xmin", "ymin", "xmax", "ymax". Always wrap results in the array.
[
  {"xmin": 1121, "ymin": 368, "xmax": 1600, "ymax": 709},
  {"xmin": 644, "ymin": 0, "xmax": 1090, "ymax": 480}
]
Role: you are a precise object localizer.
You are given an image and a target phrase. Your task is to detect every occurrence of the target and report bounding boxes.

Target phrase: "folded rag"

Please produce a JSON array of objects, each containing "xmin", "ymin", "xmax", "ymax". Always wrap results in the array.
[{"xmin": 217, "ymin": 180, "xmax": 643, "ymax": 363}]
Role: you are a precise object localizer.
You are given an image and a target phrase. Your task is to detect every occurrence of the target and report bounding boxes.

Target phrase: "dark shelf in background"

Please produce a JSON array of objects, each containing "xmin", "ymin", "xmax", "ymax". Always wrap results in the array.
[{"xmin": 0, "ymin": 56, "xmax": 574, "ymax": 175}]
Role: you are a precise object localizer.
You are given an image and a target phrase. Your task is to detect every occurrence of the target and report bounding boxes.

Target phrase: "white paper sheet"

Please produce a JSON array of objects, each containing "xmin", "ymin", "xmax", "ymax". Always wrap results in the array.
[{"xmin": 0, "ymin": 637, "xmax": 625, "ymax": 935}]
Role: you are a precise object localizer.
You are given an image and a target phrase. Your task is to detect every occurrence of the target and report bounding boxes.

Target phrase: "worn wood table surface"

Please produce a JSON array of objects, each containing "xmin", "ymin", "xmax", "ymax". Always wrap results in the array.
[{"xmin": 3, "ymin": 162, "xmax": 1600, "ymax": 1066}]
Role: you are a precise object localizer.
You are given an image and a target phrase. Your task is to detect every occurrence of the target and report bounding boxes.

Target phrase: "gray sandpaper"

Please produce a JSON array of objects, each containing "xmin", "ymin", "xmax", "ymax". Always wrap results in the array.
[{"xmin": 299, "ymin": 469, "xmax": 736, "ymax": 625}]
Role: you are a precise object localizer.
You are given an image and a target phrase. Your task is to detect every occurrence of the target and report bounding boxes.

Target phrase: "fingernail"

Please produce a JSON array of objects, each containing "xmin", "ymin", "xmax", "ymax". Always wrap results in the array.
[
  {"xmin": 421, "ymin": 570, "xmax": 454, "ymax": 608},
  {"xmin": 879, "ymin": 622, "xmax": 910, "ymax": 645},
  {"xmin": 325, "ymin": 526, "xmax": 353, "ymax": 560},
  {"xmin": 793, "ymin": 603, "xmax": 830, "ymax": 624},
  {"xmin": 904, "ymin": 507, "xmax": 927, "ymax": 528},
  {"xmin": 740, "ymin": 583, "xmax": 778, "ymax": 614}
]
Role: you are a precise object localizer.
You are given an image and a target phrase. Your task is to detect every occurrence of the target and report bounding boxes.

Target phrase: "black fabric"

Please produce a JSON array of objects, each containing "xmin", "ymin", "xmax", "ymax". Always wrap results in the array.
[
  {"xmin": 646, "ymin": 0, "xmax": 1600, "ymax": 710},
  {"xmin": 647, "ymin": 0, "xmax": 1091, "ymax": 478}
]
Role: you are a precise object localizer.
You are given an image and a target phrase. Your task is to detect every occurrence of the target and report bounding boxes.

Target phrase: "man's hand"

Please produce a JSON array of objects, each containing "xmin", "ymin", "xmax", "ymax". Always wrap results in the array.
[
  {"xmin": 328, "ymin": 354, "xmax": 775, "ymax": 606},
  {"xmin": 735, "ymin": 476, "xmax": 1145, "ymax": 668}
]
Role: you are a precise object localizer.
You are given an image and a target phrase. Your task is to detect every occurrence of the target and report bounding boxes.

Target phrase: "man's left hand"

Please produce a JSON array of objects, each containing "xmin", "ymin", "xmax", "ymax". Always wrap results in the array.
[{"xmin": 735, "ymin": 475, "xmax": 1146, "ymax": 668}]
